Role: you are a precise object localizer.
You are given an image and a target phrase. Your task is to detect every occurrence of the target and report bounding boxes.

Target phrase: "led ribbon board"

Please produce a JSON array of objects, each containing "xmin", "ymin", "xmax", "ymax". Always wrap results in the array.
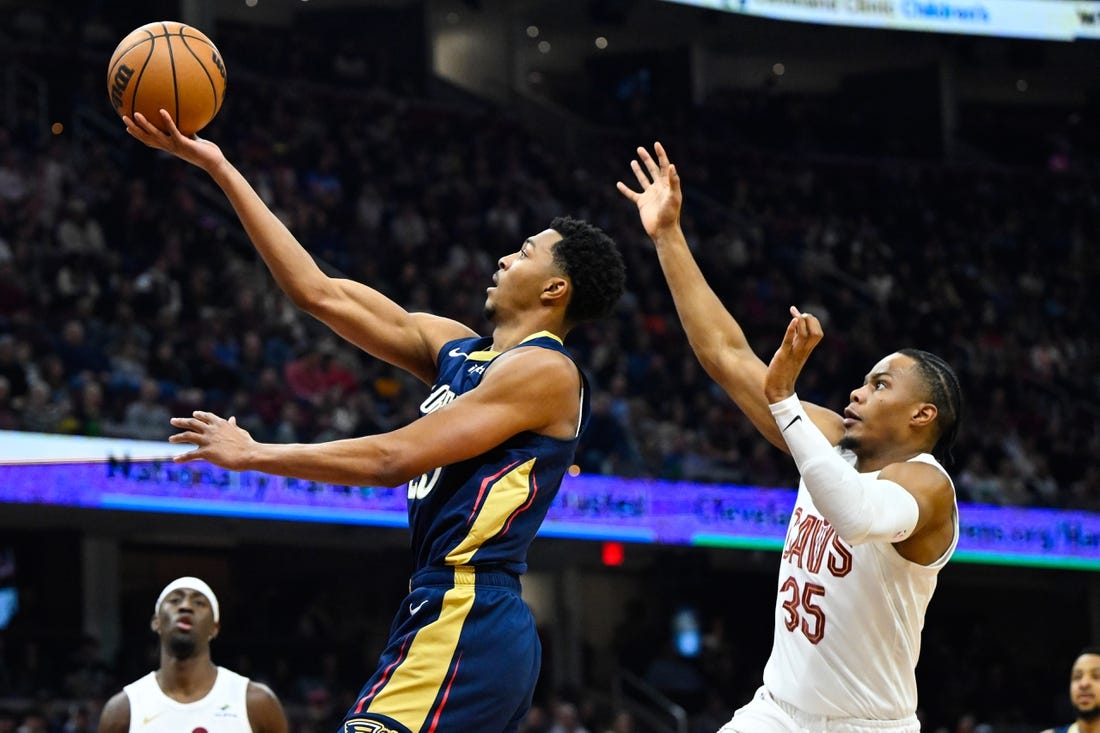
[
  {"xmin": 662, "ymin": 0, "xmax": 1100, "ymax": 41},
  {"xmin": 1, "ymin": 431, "xmax": 1097, "ymax": 570}
]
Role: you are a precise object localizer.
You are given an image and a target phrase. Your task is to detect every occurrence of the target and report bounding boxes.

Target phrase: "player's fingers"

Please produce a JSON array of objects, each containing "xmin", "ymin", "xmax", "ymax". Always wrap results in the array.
[
  {"xmin": 129, "ymin": 112, "xmax": 153, "ymax": 134},
  {"xmin": 794, "ymin": 312, "xmax": 821, "ymax": 341},
  {"xmin": 654, "ymin": 141, "xmax": 670, "ymax": 169},
  {"xmin": 796, "ymin": 314, "xmax": 810, "ymax": 339},
  {"xmin": 780, "ymin": 317, "xmax": 799, "ymax": 348},
  {"xmin": 158, "ymin": 109, "xmax": 185, "ymax": 139},
  {"xmin": 168, "ymin": 431, "xmax": 204, "ymax": 445},
  {"xmin": 637, "ymin": 146, "xmax": 660, "ymax": 179},
  {"xmin": 173, "ymin": 448, "xmax": 203, "ymax": 463},
  {"xmin": 130, "ymin": 112, "xmax": 169, "ymax": 144},
  {"xmin": 668, "ymin": 164, "xmax": 680, "ymax": 190},
  {"xmin": 804, "ymin": 313, "xmax": 823, "ymax": 337},
  {"xmin": 169, "ymin": 416, "xmax": 203, "ymax": 431},
  {"xmin": 630, "ymin": 159, "xmax": 650, "ymax": 189},
  {"xmin": 616, "ymin": 181, "xmax": 640, "ymax": 202}
]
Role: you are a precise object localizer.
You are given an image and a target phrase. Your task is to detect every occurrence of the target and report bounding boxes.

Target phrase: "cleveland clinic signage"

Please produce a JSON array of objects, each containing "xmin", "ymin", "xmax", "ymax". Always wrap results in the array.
[{"xmin": 663, "ymin": 0, "xmax": 1100, "ymax": 41}]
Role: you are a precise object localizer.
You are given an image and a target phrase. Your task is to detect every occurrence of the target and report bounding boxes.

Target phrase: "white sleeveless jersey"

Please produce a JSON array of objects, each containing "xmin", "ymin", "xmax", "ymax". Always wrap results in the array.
[
  {"xmin": 762, "ymin": 450, "xmax": 958, "ymax": 720},
  {"xmin": 124, "ymin": 667, "xmax": 253, "ymax": 733}
]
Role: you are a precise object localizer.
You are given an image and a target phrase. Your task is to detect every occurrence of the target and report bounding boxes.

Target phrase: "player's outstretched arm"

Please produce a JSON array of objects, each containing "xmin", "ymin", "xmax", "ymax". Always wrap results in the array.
[
  {"xmin": 246, "ymin": 681, "xmax": 289, "ymax": 733},
  {"xmin": 618, "ymin": 143, "xmax": 842, "ymax": 450},
  {"xmin": 97, "ymin": 692, "xmax": 130, "ymax": 733},
  {"xmin": 124, "ymin": 110, "xmax": 471, "ymax": 383},
  {"xmin": 169, "ymin": 346, "xmax": 580, "ymax": 486}
]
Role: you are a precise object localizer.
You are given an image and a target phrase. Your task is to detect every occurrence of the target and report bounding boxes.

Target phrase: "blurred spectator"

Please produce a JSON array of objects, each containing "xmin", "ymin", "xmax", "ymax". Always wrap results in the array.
[
  {"xmin": 117, "ymin": 378, "xmax": 171, "ymax": 441},
  {"xmin": 0, "ymin": 337, "xmax": 28, "ymax": 402},
  {"xmin": 0, "ymin": 378, "xmax": 18, "ymax": 431},
  {"xmin": 520, "ymin": 705, "xmax": 553, "ymax": 733},
  {"xmin": 14, "ymin": 709, "xmax": 47, "ymax": 733},
  {"xmin": 53, "ymin": 321, "xmax": 109, "ymax": 384},
  {"xmin": 549, "ymin": 702, "xmax": 591, "ymax": 733},
  {"xmin": 55, "ymin": 198, "xmax": 106, "ymax": 259},
  {"xmin": 18, "ymin": 381, "xmax": 68, "ymax": 434}
]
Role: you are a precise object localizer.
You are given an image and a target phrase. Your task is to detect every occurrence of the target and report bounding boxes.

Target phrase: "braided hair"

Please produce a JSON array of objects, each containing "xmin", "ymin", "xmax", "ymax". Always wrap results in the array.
[{"xmin": 898, "ymin": 348, "xmax": 963, "ymax": 467}]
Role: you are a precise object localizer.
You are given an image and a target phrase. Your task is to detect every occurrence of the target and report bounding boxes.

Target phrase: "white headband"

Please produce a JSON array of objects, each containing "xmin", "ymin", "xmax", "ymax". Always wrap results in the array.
[{"xmin": 154, "ymin": 576, "xmax": 220, "ymax": 623}]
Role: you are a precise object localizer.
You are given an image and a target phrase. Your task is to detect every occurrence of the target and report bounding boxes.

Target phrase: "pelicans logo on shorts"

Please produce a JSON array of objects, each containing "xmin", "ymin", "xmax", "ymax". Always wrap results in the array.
[{"xmin": 343, "ymin": 720, "xmax": 399, "ymax": 733}]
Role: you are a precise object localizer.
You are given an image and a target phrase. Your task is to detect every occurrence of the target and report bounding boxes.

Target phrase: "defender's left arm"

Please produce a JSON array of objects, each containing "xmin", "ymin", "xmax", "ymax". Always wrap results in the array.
[{"xmin": 764, "ymin": 308, "xmax": 952, "ymax": 560}]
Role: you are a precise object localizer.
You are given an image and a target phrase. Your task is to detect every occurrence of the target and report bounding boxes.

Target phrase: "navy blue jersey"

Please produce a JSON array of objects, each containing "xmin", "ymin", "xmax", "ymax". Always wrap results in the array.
[
  {"xmin": 405, "ymin": 331, "xmax": 589, "ymax": 575},
  {"xmin": 343, "ymin": 332, "xmax": 587, "ymax": 732}
]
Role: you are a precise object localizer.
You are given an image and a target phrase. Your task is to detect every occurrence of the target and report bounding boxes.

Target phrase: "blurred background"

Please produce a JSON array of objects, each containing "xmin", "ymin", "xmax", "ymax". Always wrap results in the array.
[{"xmin": 1, "ymin": 0, "xmax": 1099, "ymax": 731}]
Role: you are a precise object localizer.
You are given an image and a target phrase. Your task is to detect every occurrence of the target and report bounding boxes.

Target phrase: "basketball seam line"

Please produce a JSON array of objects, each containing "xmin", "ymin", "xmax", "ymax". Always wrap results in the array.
[
  {"xmin": 107, "ymin": 30, "xmax": 217, "ymax": 78},
  {"xmin": 179, "ymin": 34, "xmax": 221, "ymax": 118}
]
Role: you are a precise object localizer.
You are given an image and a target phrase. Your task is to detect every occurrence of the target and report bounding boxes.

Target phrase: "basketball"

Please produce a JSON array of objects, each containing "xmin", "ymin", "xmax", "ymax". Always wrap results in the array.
[{"xmin": 107, "ymin": 21, "xmax": 227, "ymax": 136}]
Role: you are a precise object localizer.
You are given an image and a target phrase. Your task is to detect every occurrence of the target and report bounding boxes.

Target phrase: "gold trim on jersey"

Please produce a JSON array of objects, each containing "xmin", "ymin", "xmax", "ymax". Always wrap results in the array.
[
  {"xmin": 463, "ymin": 331, "xmax": 563, "ymax": 362},
  {"xmin": 520, "ymin": 330, "xmax": 563, "ymax": 345},
  {"xmin": 365, "ymin": 572, "xmax": 476, "ymax": 730},
  {"xmin": 444, "ymin": 458, "xmax": 536, "ymax": 566}
]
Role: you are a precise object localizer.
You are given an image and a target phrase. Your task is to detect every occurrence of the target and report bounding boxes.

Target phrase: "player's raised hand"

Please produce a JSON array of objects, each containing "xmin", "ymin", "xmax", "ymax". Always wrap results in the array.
[
  {"xmin": 616, "ymin": 142, "xmax": 682, "ymax": 241},
  {"xmin": 169, "ymin": 411, "xmax": 255, "ymax": 470},
  {"xmin": 764, "ymin": 306, "xmax": 825, "ymax": 403},
  {"xmin": 124, "ymin": 109, "xmax": 226, "ymax": 171}
]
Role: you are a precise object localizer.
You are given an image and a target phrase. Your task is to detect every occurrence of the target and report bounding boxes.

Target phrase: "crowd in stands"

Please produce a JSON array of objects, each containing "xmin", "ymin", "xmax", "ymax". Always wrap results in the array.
[
  {"xmin": 3, "ymin": 14, "xmax": 1098, "ymax": 510},
  {"xmin": 0, "ymin": 4, "xmax": 1097, "ymax": 733}
]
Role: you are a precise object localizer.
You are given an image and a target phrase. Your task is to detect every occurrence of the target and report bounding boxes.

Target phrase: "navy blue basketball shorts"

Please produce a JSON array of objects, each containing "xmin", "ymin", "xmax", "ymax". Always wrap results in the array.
[{"xmin": 340, "ymin": 565, "xmax": 540, "ymax": 733}]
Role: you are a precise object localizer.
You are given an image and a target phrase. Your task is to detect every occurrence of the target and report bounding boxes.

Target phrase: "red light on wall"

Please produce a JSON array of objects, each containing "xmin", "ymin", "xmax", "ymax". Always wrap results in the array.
[{"xmin": 601, "ymin": 541, "xmax": 624, "ymax": 566}]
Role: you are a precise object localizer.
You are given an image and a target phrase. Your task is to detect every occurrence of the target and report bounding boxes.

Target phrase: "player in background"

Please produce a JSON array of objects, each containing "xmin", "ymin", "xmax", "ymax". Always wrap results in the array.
[
  {"xmin": 98, "ymin": 577, "xmax": 288, "ymax": 733},
  {"xmin": 1041, "ymin": 647, "xmax": 1100, "ymax": 733},
  {"xmin": 123, "ymin": 110, "xmax": 625, "ymax": 733},
  {"xmin": 618, "ymin": 142, "xmax": 961, "ymax": 733}
]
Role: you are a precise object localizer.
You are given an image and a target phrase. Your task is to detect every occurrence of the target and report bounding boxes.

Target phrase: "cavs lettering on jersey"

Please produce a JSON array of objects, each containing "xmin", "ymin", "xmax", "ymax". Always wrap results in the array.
[
  {"xmin": 123, "ymin": 667, "xmax": 251, "ymax": 733},
  {"xmin": 763, "ymin": 450, "xmax": 959, "ymax": 720},
  {"xmin": 406, "ymin": 331, "xmax": 589, "ymax": 574}
]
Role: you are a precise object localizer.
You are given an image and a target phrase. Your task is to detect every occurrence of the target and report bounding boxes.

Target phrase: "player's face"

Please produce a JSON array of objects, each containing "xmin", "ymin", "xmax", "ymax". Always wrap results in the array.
[
  {"xmin": 1071, "ymin": 653, "xmax": 1100, "ymax": 718},
  {"xmin": 153, "ymin": 588, "xmax": 218, "ymax": 658},
  {"xmin": 841, "ymin": 353, "xmax": 928, "ymax": 451},
  {"xmin": 484, "ymin": 228, "xmax": 564, "ymax": 320}
]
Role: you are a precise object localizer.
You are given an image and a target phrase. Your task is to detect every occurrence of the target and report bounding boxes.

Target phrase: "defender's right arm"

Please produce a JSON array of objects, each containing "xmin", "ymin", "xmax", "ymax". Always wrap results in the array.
[
  {"xmin": 617, "ymin": 143, "xmax": 842, "ymax": 451},
  {"xmin": 124, "ymin": 110, "xmax": 473, "ymax": 384}
]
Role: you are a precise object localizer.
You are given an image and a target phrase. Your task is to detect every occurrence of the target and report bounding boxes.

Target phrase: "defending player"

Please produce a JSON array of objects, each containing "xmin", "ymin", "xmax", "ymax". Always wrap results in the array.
[
  {"xmin": 618, "ymin": 142, "xmax": 961, "ymax": 733},
  {"xmin": 123, "ymin": 110, "xmax": 625, "ymax": 733}
]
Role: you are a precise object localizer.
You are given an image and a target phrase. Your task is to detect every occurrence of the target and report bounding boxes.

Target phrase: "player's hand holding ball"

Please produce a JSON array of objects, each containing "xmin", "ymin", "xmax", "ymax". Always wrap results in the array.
[
  {"xmin": 108, "ymin": 21, "xmax": 227, "ymax": 170},
  {"xmin": 124, "ymin": 109, "xmax": 226, "ymax": 172},
  {"xmin": 108, "ymin": 20, "xmax": 226, "ymax": 135}
]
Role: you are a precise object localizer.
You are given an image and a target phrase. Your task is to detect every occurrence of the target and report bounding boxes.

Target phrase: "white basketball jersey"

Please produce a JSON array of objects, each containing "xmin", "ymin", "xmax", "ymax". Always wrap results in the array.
[
  {"xmin": 762, "ymin": 450, "xmax": 958, "ymax": 719},
  {"xmin": 124, "ymin": 667, "xmax": 253, "ymax": 733}
]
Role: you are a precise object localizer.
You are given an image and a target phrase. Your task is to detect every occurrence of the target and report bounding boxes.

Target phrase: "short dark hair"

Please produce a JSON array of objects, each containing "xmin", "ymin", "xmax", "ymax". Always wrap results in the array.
[
  {"xmin": 1078, "ymin": 646, "xmax": 1100, "ymax": 658},
  {"xmin": 549, "ymin": 216, "xmax": 625, "ymax": 325},
  {"xmin": 898, "ymin": 348, "xmax": 963, "ymax": 466}
]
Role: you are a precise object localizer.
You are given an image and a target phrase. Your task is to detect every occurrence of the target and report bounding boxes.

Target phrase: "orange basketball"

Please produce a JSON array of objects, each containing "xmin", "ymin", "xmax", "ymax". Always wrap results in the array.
[{"xmin": 107, "ymin": 21, "xmax": 227, "ymax": 136}]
